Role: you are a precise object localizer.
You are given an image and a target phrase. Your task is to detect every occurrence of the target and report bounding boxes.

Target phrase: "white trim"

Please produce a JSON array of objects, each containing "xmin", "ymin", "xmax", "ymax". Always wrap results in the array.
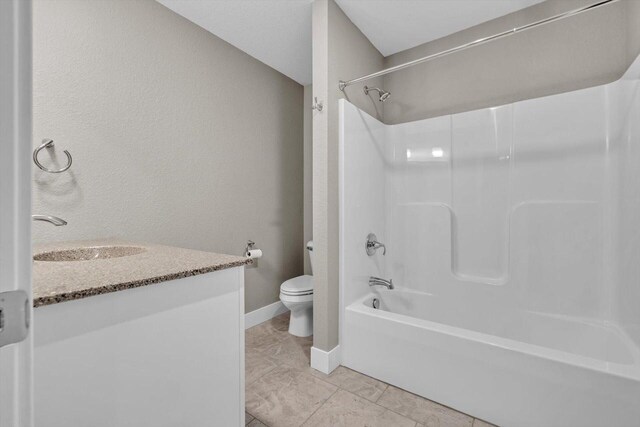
[
  {"xmin": 310, "ymin": 345, "xmax": 341, "ymax": 374},
  {"xmin": 245, "ymin": 301, "xmax": 289, "ymax": 329},
  {"xmin": 0, "ymin": 0, "xmax": 33, "ymax": 425},
  {"xmin": 237, "ymin": 268, "xmax": 245, "ymax": 426}
]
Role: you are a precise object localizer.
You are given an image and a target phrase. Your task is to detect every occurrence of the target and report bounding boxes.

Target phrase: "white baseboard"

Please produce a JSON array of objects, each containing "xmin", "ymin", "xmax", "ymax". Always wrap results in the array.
[
  {"xmin": 310, "ymin": 345, "xmax": 341, "ymax": 374},
  {"xmin": 245, "ymin": 301, "xmax": 289, "ymax": 329}
]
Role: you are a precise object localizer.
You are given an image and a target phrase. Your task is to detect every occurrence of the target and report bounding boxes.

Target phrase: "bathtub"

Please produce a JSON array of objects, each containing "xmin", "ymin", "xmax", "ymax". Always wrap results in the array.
[{"xmin": 341, "ymin": 289, "xmax": 640, "ymax": 427}]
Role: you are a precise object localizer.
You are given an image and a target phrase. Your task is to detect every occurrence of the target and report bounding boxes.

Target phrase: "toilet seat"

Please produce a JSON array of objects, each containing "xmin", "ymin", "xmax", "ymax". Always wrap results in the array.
[
  {"xmin": 280, "ymin": 275, "xmax": 313, "ymax": 296},
  {"xmin": 279, "ymin": 292, "xmax": 313, "ymax": 304}
]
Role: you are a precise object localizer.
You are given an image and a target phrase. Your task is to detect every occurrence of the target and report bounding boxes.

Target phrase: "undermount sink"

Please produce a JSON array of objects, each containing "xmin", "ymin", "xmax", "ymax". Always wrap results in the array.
[{"xmin": 33, "ymin": 246, "xmax": 147, "ymax": 262}]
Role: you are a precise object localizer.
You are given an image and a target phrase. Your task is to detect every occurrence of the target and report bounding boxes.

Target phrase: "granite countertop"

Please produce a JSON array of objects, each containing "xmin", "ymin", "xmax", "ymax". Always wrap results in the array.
[{"xmin": 33, "ymin": 239, "xmax": 250, "ymax": 308}]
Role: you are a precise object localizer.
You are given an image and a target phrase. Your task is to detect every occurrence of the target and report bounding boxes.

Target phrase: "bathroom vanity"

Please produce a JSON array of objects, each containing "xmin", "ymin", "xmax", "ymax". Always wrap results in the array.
[{"xmin": 32, "ymin": 240, "xmax": 249, "ymax": 427}]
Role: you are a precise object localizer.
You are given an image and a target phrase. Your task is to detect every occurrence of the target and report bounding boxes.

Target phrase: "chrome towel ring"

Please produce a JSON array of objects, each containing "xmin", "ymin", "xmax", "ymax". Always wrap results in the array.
[{"xmin": 33, "ymin": 139, "xmax": 72, "ymax": 173}]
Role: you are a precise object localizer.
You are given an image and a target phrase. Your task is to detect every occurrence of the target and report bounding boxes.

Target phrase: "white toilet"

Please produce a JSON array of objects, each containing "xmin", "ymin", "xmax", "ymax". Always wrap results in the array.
[{"xmin": 279, "ymin": 241, "xmax": 314, "ymax": 337}]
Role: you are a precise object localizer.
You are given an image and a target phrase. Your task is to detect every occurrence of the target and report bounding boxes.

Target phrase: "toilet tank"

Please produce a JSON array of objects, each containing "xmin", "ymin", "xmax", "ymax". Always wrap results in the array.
[{"xmin": 306, "ymin": 241, "xmax": 314, "ymax": 274}]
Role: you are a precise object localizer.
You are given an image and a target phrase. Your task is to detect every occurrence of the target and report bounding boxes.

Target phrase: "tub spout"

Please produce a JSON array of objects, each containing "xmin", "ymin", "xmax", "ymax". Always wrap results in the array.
[{"xmin": 369, "ymin": 276, "xmax": 394, "ymax": 290}]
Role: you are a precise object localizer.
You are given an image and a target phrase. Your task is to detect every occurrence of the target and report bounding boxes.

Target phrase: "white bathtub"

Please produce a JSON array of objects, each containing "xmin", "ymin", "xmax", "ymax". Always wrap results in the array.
[
  {"xmin": 339, "ymin": 61, "xmax": 640, "ymax": 426},
  {"xmin": 341, "ymin": 289, "xmax": 640, "ymax": 427}
]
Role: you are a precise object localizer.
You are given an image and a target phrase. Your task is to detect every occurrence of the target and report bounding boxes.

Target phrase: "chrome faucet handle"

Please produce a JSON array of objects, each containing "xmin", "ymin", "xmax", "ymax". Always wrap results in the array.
[
  {"xmin": 377, "ymin": 242, "xmax": 387, "ymax": 255},
  {"xmin": 366, "ymin": 233, "xmax": 386, "ymax": 256}
]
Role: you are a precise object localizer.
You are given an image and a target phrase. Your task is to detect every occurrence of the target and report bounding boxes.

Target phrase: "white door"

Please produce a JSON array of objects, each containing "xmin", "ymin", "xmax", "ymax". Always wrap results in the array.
[{"xmin": 0, "ymin": 0, "xmax": 33, "ymax": 426}]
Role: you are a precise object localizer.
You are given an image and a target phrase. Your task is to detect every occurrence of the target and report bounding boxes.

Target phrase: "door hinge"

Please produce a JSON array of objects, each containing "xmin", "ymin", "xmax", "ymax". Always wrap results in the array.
[{"xmin": 0, "ymin": 290, "xmax": 29, "ymax": 349}]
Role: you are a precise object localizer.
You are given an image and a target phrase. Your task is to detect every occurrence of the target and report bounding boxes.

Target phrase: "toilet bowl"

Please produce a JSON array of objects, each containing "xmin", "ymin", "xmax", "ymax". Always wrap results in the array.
[{"xmin": 279, "ymin": 241, "xmax": 314, "ymax": 337}]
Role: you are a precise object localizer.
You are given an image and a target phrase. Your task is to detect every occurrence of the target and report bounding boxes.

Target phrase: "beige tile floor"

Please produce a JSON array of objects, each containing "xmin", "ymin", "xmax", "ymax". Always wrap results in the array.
[{"xmin": 245, "ymin": 313, "xmax": 497, "ymax": 427}]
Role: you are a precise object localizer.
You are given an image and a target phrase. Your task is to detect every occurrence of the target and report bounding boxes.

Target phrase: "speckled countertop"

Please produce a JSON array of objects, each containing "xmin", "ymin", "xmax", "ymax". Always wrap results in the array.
[{"xmin": 33, "ymin": 239, "xmax": 250, "ymax": 308}]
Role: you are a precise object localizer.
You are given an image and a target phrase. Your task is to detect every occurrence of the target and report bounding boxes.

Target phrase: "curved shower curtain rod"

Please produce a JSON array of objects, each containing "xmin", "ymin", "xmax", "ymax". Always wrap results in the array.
[{"xmin": 338, "ymin": 0, "xmax": 620, "ymax": 91}]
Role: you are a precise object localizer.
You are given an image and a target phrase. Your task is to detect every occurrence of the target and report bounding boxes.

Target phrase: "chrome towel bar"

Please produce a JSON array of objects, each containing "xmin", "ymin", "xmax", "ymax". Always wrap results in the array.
[{"xmin": 33, "ymin": 139, "xmax": 72, "ymax": 173}]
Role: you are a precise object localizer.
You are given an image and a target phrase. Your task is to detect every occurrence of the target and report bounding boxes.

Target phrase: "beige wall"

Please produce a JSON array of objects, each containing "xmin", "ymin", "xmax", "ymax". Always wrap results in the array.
[
  {"xmin": 627, "ymin": 0, "xmax": 640, "ymax": 64},
  {"xmin": 383, "ymin": 0, "xmax": 640, "ymax": 124},
  {"xmin": 312, "ymin": 0, "xmax": 385, "ymax": 351},
  {"xmin": 32, "ymin": 0, "xmax": 304, "ymax": 314}
]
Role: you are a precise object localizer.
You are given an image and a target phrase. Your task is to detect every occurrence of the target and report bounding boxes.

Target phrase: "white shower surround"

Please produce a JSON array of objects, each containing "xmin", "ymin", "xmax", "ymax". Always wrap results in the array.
[{"xmin": 339, "ymin": 56, "xmax": 640, "ymax": 426}]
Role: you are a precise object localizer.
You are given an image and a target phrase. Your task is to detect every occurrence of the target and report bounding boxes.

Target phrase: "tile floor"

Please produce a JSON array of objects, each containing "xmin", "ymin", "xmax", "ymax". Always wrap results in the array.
[{"xmin": 245, "ymin": 313, "xmax": 497, "ymax": 427}]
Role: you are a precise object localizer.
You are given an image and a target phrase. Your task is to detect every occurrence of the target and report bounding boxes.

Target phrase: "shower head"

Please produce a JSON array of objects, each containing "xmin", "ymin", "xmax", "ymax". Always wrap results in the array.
[{"xmin": 364, "ymin": 86, "xmax": 391, "ymax": 102}]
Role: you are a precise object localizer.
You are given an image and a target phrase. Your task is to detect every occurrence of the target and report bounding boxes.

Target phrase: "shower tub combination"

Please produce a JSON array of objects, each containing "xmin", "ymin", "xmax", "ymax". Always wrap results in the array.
[{"xmin": 339, "ymin": 58, "xmax": 640, "ymax": 426}]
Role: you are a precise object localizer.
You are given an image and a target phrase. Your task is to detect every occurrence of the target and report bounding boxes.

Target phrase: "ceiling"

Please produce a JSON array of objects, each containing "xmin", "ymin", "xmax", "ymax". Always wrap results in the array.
[
  {"xmin": 157, "ymin": 0, "xmax": 545, "ymax": 86},
  {"xmin": 156, "ymin": 0, "xmax": 314, "ymax": 84},
  {"xmin": 336, "ymin": 0, "xmax": 545, "ymax": 57}
]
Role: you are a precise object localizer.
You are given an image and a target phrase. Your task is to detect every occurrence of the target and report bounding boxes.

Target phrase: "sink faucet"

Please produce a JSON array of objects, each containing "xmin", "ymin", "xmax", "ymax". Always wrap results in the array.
[
  {"xmin": 32, "ymin": 214, "xmax": 67, "ymax": 226},
  {"xmin": 369, "ymin": 276, "xmax": 394, "ymax": 290}
]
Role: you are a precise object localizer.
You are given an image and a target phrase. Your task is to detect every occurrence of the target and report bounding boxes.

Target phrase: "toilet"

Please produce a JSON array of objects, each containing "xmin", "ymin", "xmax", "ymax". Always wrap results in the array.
[{"xmin": 279, "ymin": 241, "xmax": 314, "ymax": 337}]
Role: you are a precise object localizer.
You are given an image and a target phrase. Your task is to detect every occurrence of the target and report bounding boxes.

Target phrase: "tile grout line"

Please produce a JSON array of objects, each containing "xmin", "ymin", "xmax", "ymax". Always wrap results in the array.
[
  {"xmin": 298, "ymin": 386, "xmax": 340, "ymax": 427},
  {"xmin": 245, "ymin": 411, "xmax": 257, "ymax": 426},
  {"xmin": 302, "ymin": 368, "xmax": 416, "ymax": 426},
  {"xmin": 311, "ymin": 365, "xmax": 391, "ymax": 405},
  {"xmin": 371, "ymin": 385, "xmax": 444, "ymax": 426},
  {"xmin": 289, "ymin": 362, "xmax": 345, "ymax": 425},
  {"xmin": 375, "ymin": 397, "xmax": 474, "ymax": 427},
  {"xmin": 374, "ymin": 383, "xmax": 389, "ymax": 403},
  {"xmin": 245, "ymin": 322, "xmax": 295, "ymax": 385},
  {"xmin": 371, "ymin": 396, "xmax": 422, "ymax": 426},
  {"xmin": 352, "ymin": 384, "xmax": 421, "ymax": 426},
  {"xmin": 307, "ymin": 381, "xmax": 419, "ymax": 427},
  {"xmin": 245, "ymin": 325, "xmax": 286, "ymax": 426},
  {"xmin": 376, "ymin": 384, "xmax": 481, "ymax": 425},
  {"xmin": 251, "ymin": 414, "xmax": 271, "ymax": 427},
  {"xmin": 245, "ymin": 363, "xmax": 278, "ymax": 387},
  {"xmin": 246, "ymin": 331, "xmax": 335, "ymax": 426},
  {"xmin": 323, "ymin": 366, "xmax": 391, "ymax": 404}
]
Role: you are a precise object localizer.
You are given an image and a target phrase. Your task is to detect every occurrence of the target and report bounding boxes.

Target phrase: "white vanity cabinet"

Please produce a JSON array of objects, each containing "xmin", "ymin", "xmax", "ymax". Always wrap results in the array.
[{"xmin": 34, "ymin": 266, "xmax": 245, "ymax": 427}]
